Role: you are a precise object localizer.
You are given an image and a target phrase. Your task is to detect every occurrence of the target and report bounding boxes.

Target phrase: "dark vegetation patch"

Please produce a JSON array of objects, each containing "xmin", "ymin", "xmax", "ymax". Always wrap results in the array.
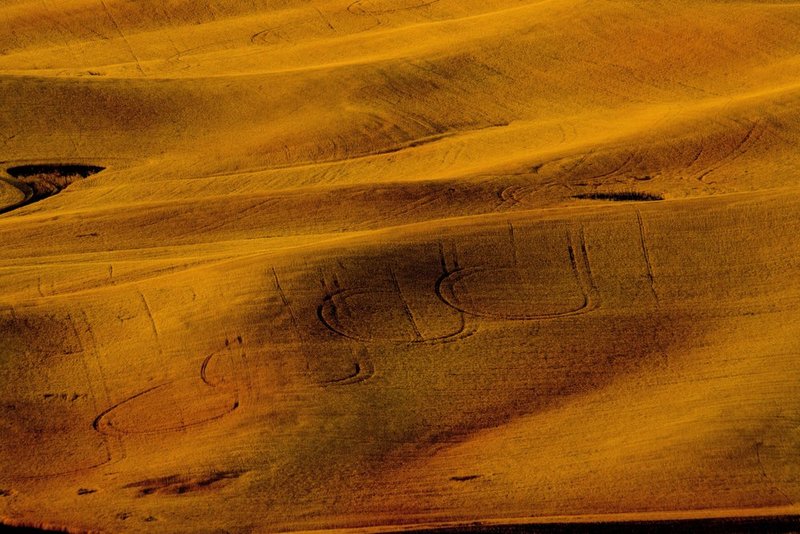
[
  {"xmin": 123, "ymin": 470, "xmax": 244, "ymax": 497},
  {"xmin": 6, "ymin": 164, "xmax": 104, "ymax": 179},
  {"xmin": 0, "ymin": 523, "xmax": 67, "ymax": 533},
  {"xmin": 450, "ymin": 475, "xmax": 482, "ymax": 482},
  {"xmin": 0, "ymin": 164, "xmax": 105, "ymax": 215},
  {"xmin": 573, "ymin": 191, "xmax": 663, "ymax": 202}
]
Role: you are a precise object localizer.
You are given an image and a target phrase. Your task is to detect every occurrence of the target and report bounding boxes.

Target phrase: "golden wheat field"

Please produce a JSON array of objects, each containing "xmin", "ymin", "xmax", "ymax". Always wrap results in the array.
[{"xmin": 2, "ymin": 0, "xmax": 800, "ymax": 532}]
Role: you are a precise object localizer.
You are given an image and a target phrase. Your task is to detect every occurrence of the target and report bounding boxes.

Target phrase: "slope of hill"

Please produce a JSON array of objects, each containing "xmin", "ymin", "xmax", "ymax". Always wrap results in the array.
[{"xmin": 2, "ymin": 1, "xmax": 800, "ymax": 532}]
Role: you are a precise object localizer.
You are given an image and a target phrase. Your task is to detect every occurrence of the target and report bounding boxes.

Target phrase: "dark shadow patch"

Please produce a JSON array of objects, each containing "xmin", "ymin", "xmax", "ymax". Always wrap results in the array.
[
  {"xmin": 76, "ymin": 488, "xmax": 96, "ymax": 495},
  {"xmin": 573, "ymin": 191, "xmax": 663, "ymax": 202},
  {"xmin": 402, "ymin": 516, "xmax": 800, "ymax": 533}
]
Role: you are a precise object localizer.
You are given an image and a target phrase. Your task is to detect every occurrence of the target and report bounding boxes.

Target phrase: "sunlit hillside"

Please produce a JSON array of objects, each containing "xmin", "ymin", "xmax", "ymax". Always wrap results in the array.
[{"xmin": 2, "ymin": 1, "xmax": 800, "ymax": 532}]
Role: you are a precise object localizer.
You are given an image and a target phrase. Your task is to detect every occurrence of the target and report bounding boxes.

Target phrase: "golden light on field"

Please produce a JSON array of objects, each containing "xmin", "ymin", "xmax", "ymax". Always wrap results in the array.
[{"xmin": 2, "ymin": 1, "xmax": 800, "ymax": 532}]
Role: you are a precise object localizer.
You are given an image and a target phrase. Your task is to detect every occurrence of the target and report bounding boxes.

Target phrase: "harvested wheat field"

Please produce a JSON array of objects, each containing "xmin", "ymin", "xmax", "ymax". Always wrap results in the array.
[{"xmin": 2, "ymin": 0, "xmax": 800, "ymax": 532}]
